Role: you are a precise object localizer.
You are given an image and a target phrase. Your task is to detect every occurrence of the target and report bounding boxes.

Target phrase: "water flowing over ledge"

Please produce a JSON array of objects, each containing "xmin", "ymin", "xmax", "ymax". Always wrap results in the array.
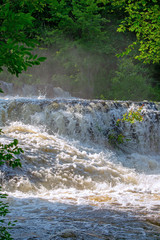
[
  {"xmin": 0, "ymin": 97, "xmax": 160, "ymax": 239},
  {"xmin": 0, "ymin": 97, "xmax": 160, "ymax": 153}
]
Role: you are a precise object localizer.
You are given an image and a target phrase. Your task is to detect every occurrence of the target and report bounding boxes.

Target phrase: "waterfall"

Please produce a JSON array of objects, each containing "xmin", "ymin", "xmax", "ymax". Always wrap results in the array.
[{"xmin": 0, "ymin": 97, "xmax": 160, "ymax": 239}]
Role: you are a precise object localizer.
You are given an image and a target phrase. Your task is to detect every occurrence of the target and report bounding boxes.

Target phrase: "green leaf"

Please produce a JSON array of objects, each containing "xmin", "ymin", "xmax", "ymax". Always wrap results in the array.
[
  {"xmin": 13, "ymin": 139, "xmax": 18, "ymax": 146},
  {"xmin": 37, "ymin": 57, "xmax": 47, "ymax": 62}
]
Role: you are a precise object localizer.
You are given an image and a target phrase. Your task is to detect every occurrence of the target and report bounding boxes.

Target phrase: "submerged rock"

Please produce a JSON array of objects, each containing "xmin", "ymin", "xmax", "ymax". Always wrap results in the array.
[
  {"xmin": 57, "ymin": 229, "xmax": 77, "ymax": 238},
  {"xmin": 50, "ymin": 228, "xmax": 77, "ymax": 239}
]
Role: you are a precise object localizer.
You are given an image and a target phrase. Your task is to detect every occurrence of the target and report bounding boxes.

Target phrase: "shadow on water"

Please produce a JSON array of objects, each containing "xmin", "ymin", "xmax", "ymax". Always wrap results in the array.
[{"xmin": 6, "ymin": 196, "xmax": 160, "ymax": 240}]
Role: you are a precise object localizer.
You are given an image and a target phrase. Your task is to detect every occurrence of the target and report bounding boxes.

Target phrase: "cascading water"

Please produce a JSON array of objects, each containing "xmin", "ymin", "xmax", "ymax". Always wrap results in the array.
[{"xmin": 0, "ymin": 96, "xmax": 160, "ymax": 240}]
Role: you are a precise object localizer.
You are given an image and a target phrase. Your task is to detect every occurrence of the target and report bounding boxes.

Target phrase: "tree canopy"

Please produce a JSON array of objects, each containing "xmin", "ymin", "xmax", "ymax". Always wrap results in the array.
[
  {"xmin": 0, "ymin": 0, "xmax": 160, "ymax": 100},
  {"xmin": 1, "ymin": 0, "xmax": 159, "ymax": 69}
]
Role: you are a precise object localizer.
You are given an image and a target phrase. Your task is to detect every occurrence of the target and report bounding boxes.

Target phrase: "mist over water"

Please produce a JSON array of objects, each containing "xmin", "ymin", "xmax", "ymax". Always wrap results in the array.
[
  {"xmin": 0, "ymin": 40, "xmax": 154, "ymax": 101},
  {"xmin": 0, "ymin": 96, "xmax": 160, "ymax": 239}
]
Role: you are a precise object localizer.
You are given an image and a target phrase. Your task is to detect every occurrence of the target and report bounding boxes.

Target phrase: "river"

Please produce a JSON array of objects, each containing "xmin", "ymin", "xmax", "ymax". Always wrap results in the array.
[{"xmin": 0, "ymin": 97, "xmax": 160, "ymax": 239}]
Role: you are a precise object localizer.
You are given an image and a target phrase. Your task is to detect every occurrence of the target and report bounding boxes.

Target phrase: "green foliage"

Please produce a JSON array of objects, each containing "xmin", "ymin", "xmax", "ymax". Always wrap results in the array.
[
  {"xmin": 108, "ymin": 132, "xmax": 125, "ymax": 146},
  {"xmin": 149, "ymin": 85, "xmax": 160, "ymax": 102},
  {"xmin": 109, "ymin": 58, "xmax": 153, "ymax": 101},
  {"xmin": 0, "ymin": 2, "xmax": 43, "ymax": 239},
  {"xmin": 117, "ymin": 105, "xmax": 144, "ymax": 125},
  {"xmin": 108, "ymin": 105, "xmax": 144, "ymax": 146},
  {"xmin": 0, "ymin": 188, "xmax": 15, "ymax": 240},
  {"xmin": 37, "ymin": 0, "xmax": 106, "ymax": 43},
  {"xmin": 0, "ymin": 136, "xmax": 23, "ymax": 168},
  {"xmin": 8, "ymin": 0, "xmax": 107, "ymax": 47},
  {"xmin": 0, "ymin": 0, "xmax": 160, "ymax": 101},
  {"xmin": 104, "ymin": 0, "xmax": 160, "ymax": 64},
  {"xmin": 0, "ymin": 1, "xmax": 46, "ymax": 77}
]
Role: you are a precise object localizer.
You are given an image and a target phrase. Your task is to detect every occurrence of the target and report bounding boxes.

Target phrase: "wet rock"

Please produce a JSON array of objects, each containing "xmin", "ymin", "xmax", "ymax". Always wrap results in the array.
[
  {"xmin": 27, "ymin": 237, "xmax": 38, "ymax": 240},
  {"xmin": 48, "ymin": 102, "xmax": 61, "ymax": 111},
  {"xmin": 1, "ymin": 109, "xmax": 6, "ymax": 124},
  {"xmin": 57, "ymin": 228, "xmax": 77, "ymax": 238}
]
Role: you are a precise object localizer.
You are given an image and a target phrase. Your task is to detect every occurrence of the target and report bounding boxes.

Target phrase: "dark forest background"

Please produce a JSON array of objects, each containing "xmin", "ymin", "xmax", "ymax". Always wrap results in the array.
[{"xmin": 0, "ymin": 0, "xmax": 160, "ymax": 101}]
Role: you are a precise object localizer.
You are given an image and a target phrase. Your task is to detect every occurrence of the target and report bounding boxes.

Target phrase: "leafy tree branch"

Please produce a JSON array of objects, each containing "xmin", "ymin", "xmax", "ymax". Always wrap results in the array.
[{"xmin": 0, "ymin": 1, "xmax": 46, "ymax": 77}]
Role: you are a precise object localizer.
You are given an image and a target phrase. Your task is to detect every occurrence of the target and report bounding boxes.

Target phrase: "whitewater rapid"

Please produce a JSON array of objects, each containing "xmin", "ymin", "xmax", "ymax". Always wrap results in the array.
[{"xmin": 0, "ymin": 97, "xmax": 160, "ymax": 239}]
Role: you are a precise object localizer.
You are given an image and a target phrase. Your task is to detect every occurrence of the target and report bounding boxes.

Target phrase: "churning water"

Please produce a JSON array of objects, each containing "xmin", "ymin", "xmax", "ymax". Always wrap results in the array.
[{"xmin": 0, "ymin": 97, "xmax": 160, "ymax": 239}]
